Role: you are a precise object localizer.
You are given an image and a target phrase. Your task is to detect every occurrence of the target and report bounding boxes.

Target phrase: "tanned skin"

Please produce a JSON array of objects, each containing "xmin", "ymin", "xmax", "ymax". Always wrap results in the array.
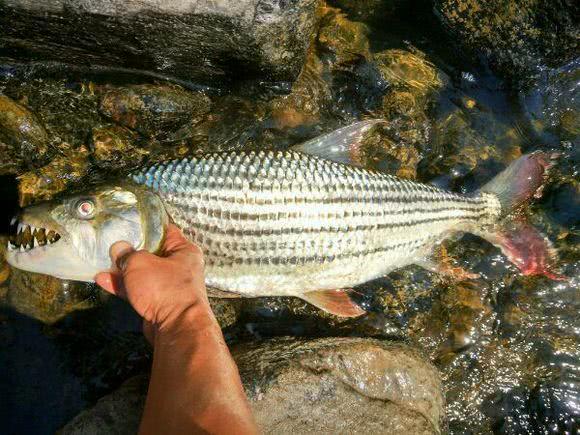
[{"xmin": 95, "ymin": 224, "xmax": 258, "ymax": 435}]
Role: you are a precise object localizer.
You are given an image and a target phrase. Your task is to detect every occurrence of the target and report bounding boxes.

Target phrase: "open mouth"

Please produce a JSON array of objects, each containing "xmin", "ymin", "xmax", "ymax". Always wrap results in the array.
[{"xmin": 8, "ymin": 218, "xmax": 61, "ymax": 252}]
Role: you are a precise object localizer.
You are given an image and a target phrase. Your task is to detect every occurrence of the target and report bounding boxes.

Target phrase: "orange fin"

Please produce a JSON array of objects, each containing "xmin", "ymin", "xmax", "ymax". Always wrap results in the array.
[
  {"xmin": 416, "ymin": 244, "xmax": 479, "ymax": 281},
  {"xmin": 480, "ymin": 219, "xmax": 567, "ymax": 281},
  {"xmin": 301, "ymin": 289, "xmax": 366, "ymax": 317}
]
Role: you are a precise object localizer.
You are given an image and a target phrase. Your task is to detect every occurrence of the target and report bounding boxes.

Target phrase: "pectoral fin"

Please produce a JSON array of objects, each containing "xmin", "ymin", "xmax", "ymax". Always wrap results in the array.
[
  {"xmin": 301, "ymin": 289, "xmax": 366, "ymax": 317},
  {"xmin": 292, "ymin": 119, "xmax": 385, "ymax": 167}
]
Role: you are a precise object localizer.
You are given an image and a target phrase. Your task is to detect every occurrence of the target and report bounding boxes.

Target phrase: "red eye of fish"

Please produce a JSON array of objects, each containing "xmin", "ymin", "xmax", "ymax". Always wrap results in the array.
[{"xmin": 76, "ymin": 200, "xmax": 95, "ymax": 219}]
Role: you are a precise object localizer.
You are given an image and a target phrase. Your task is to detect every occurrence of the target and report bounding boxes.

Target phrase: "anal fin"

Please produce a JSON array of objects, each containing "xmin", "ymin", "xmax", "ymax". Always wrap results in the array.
[{"xmin": 301, "ymin": 289, "xmax": 366, "ymax": 318}]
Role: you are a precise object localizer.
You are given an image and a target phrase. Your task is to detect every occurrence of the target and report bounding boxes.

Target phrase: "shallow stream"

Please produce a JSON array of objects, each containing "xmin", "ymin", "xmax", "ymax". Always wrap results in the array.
[{"xmin": 0, "ymin": 1, "xmax": 578, "ymax": 433}]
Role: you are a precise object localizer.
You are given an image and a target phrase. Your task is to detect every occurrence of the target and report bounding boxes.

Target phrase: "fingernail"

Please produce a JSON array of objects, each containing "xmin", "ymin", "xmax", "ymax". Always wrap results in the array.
[{"xmin": 109, "ymin": 241, "xmax": 134, "ymax": 271}]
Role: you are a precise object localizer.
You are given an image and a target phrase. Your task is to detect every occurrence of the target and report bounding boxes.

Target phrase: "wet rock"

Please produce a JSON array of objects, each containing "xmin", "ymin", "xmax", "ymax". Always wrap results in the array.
[
  {"xmin": 98, "ymin": 85, "xmax": 211, "ymax": 140},
  {"xmin": 0, "ymin": 94, "xmax": 49, "ymax": 174},
  {"xmin": 434, "ymin": 0, "xmax": 580, "ymax": 83},
  {"xmin": 235, "ymin": 337, "xmax": 445, "ymax": 434},
  {"xmin": 520, "ymin": 57, "xmax": 580, "ymax": 145},
  {"xmin": 317, "ymin": 6, "xmax": 371, "ymax": 67},
  {"xmin": 374, "ymin": 49, "xmax": 443, "ymax": 99},
  {"xmin": 359, "ymin": 123, "xmax": 422, "ymax": 179},
  {"xmin": 0, "ymin": 0, "xmax": 320, "ymax": 85},
  {"xmin": 209, "ymin": 298, "xmax": 242, "ymax": 329},
  {"xmin": 59, "ymin": 375, "xmax": 148, "ymax": 435},
  {"xmin": 356, "ymin": 49, "xmax": 446, "ymax": 174},
  {"xmin": 90, "ymin": 125, "xmax": 147, "ymax": 171},
  {"xmin": 6, "ymin": 268, "xmax": 99, "ymax": 324},
  {"xmin": 0, "ymin": 236, "xmax": 11, "ymax": 301},
  {"xmin": 328, "ymin": 0, "xmax": 398, "ymax": 24},
  {"xmin": 61, "ymin": 337, "xmax": 445, "ymax": 434},
  {"xmin": 2, "ymin": 79, "xmax": 102, "ymax": 149},
  {"xmin": 17, "ymin": 145, "xmax": 90, "ymax": 206}
]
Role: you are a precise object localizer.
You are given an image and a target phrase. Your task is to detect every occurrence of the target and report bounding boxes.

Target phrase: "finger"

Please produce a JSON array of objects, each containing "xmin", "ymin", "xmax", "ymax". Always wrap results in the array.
[
  {"xmin": 162, "ymin": 224, "xmax": 191, "ymax": 253},
  {"xmin": 95, "ymin": 271, "xmax": 127, "ymax": 299},
  {"xmin": 109, "ymin": 241, "xmax": 135, "ymax": 272},
  {"xmin": 162, "ymin": 225, "xmax": 205, "ymax": 266}
]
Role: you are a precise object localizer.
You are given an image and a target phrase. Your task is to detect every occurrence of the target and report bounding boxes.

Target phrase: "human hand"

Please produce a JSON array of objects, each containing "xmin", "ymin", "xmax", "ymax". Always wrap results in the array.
[{"xmin": 95, "ymin": 224, "xmax": 214, "ymax": 340}]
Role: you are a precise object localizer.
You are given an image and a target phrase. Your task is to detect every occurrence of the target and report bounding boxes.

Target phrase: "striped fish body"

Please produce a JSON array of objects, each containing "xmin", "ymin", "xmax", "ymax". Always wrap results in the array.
[{"xmin": 130, "ymin": 150, "xmax": 501, "ymax": 297}]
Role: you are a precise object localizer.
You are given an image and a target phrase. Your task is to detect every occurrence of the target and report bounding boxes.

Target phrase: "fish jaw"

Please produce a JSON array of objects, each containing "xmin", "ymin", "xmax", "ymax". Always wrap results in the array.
[
  {"xmin": 5, "ymin": 209, "xmax": 99, "ymax": 281},
  {"xmin": 6, "ymin": 235, "xmax": 99, "ymax": 281}
]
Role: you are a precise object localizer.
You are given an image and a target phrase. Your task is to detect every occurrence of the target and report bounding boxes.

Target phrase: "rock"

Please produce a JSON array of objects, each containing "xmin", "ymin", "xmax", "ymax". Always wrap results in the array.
[
  {"xmin": 317, "ymin": 6, "xmax": 371, "ymax": 67},
  {"xmin": 374, "ymin": 49, "xmax": 443, "ymax": 100},
  {"xmin": 434, "ymin": 0, "xmax": 579, "ymax": 83},
  {"xmin": 0, "ymin": 94, "xmax": 50, "ymax": 174},
  {"xmin": 90, "ymin": 125, "xmax": 147, "ymax": 171},
  {"xmin": 3, "ymin": 78, "xmax": 103, "ymax": 148},
  {"xmin": 61, "ymin": 337, "xmax": 445, "ymax": 434},
  {"xmin": 209, "ymin": 298, "xmax": 242, "ymax": 329},
  {"xmin": 235, "ymin": 337, "xmax": 445, "ymax": 434},
  {"xmin": 6, "ymin": 268, "xmax": 99, "ymax": 324},
  {"xmin": 98, "ymin": 85, "xmax": 211, "ymax": 140},
  {"xmin": 520, "ymin": 57, "xmax": 580, "ymax": 145},
  {"xmin": 328, "ymin": 0, "xmax": 398, "ymax": 24},
  {"xmin": 0, "ymin": 0, "xmax": 320, "ymax": 85},
  {"xmin": 17, "ymin": 145, "xmax": 90, "ymax": 206}
]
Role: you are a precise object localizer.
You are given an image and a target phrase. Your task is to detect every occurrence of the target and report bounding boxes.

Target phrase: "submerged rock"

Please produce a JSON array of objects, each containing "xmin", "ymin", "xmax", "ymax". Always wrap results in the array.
[
  {"xmin": 0, "ymin": 94, "xmax": 50, "ymax": 174},
  {"xmin": 98, "ymin": 85, "xmax": 211, "ymax": 140},
  {"xmin": 0, "ymin": 0, "xmax": 320, "ymax": 85},
  {"xmin": 435, "ymin": 0, "xmax": 579, "ymax": 83},
  {"xmin": 61, "ymin": 337, "xmax": 445, "ymax": 434}
]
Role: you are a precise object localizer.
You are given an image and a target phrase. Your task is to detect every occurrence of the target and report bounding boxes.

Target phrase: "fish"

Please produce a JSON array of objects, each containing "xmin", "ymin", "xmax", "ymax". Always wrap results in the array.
[{"xmin": 5, "ymin": 121, "xmax": 564, "ymax": 317}]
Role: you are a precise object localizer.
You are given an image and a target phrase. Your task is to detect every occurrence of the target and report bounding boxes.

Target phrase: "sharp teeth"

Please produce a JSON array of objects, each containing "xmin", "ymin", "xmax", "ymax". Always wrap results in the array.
[
  {"xmin": 19, "ymin": 245, "xmax": 26, "ymax": 253},
  {"xmin": 37, "ymin": 228, "xmax": 47, "ymax": 246},
  {"xmin": 17, "ymin": 223, "xmax": 23, "ymax": 234},
  {"xmin": 10, "ymin": 217, "xmax": 17, "ymax": 226}
]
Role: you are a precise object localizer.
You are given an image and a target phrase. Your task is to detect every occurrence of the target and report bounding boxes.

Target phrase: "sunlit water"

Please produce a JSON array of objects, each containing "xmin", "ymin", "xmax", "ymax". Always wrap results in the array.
[{"xmin": 0, "ymin": 2, "xmax": 578, "ymax": 434}]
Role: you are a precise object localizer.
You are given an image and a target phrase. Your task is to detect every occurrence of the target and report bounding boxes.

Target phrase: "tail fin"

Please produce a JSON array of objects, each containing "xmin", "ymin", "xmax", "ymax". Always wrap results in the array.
[
  {"xmin": 480, "ymin": 151, "xmax": 558, "ymax": 215},
  {"xmin": 477, "ymin": 152, "xmax": 566, "ymax": 281}
]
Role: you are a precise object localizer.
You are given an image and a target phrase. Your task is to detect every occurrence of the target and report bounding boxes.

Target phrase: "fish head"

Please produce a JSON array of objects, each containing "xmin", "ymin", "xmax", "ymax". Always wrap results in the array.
[{"xmin": 6, "ymin": 184, "xmax": 168, "ymax": 281}]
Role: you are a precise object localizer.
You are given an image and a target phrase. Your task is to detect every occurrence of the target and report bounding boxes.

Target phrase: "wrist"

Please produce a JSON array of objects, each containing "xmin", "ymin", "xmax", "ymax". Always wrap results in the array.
[{"xmin": 156, "ymin": 300, "xmax": 220, "ymax": 343}]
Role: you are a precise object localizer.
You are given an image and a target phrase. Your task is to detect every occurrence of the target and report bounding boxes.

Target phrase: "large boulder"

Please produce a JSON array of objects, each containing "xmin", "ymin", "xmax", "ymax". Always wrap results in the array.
[
  {"xmin": 0, "ymin": 0, "xmax": 320, "ymax": 85},
  {"xmin": 434, "ymin": 0, "xmax": 579, "ymax": 83},
  {"xmin": 61, "ymin": 337, "xmax": 445, "ymax": 434}
]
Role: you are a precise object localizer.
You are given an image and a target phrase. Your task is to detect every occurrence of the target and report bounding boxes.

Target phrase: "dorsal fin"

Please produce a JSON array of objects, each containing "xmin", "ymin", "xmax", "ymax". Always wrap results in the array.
[{"xmin": 292, "ymin": 119, "xmax": 385, "ymax": 167}]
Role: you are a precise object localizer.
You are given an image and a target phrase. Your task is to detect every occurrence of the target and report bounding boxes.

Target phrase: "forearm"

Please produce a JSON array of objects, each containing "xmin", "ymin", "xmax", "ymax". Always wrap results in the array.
[{"xmin": 139, "ymin": 304, "xmax": 257, "ymax": 435}]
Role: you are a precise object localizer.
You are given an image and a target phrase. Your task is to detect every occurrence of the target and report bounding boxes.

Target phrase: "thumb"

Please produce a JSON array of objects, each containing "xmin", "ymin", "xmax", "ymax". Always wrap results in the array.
[
  {"xmin": 94, "ymin": 240, "xmax": 135, "ymax": 298},
  {"xmin": 109, "ymin": 240, "xmax": 136, "ymax": 273}
]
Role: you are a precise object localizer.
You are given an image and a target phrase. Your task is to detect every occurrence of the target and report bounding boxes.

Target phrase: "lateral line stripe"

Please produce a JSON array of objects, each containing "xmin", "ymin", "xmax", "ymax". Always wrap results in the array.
[
  {"xmin": 193, "ymin": 213, "xmax": 484, "ymax": 239},
  {"xmin": 176, "ymin": 204, "xmax": 487, "ymax": 222},
  {"xmin": 204, "ymin": 237, "xmax": 433, "ymax": 266}
]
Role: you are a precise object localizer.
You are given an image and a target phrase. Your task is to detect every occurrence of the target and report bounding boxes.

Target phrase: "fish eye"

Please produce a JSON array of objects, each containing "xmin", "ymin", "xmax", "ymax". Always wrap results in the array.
[{"xmin": 75, "ymin": 199, "xmax": 96, "ymax": 219}]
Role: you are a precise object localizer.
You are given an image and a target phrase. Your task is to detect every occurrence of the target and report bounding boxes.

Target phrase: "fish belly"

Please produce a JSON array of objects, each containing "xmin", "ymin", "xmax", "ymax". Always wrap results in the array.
[{"xmin": 131, "ymin": 150, "xmax": 500, "ymax": 296}]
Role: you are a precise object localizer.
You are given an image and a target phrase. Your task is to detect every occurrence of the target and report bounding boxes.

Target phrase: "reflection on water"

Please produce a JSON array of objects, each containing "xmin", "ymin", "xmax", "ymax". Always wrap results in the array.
[{"xmin": 0, "ymin": 1, "xmax": 578, "ymax": 433}]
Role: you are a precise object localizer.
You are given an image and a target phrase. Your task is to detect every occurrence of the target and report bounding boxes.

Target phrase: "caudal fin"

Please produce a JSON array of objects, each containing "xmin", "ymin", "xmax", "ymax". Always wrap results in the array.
[
  {"xmin": 477, "ymin": 152, "xmax": 566, "ymax": 280},
  {"xmin": 480, "ymin": 151, "xmax": 558, "ymax": 214}
]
